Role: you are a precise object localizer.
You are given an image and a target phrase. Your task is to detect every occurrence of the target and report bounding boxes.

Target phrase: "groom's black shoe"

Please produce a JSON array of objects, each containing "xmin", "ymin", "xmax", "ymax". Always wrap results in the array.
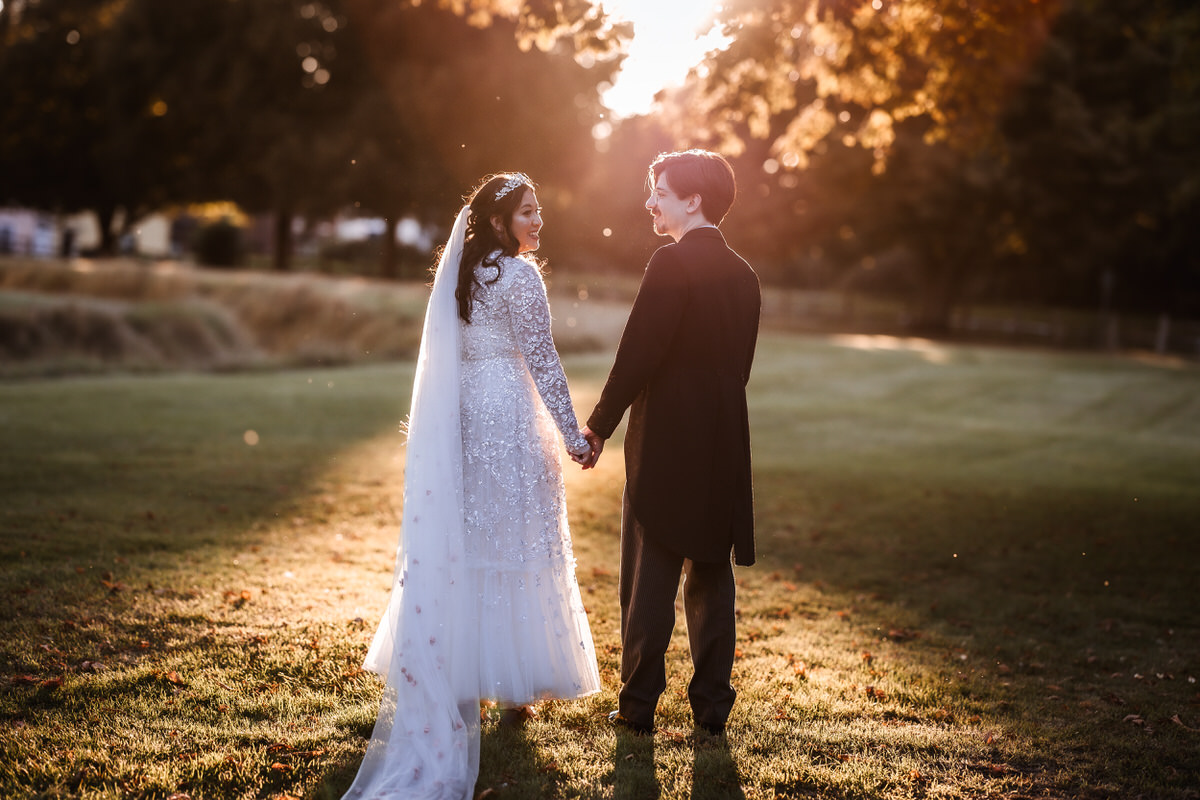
[
  {"xmin": 696, "ymin": 721, "xmax": 725, "ymax": 737},
  {"xmin": 608, "ymin": 710, "xmax": 653, "ymax": 736}
]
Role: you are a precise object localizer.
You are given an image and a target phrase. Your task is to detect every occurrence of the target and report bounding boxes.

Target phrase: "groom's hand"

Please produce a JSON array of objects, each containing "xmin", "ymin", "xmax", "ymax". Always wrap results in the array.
[{"xmin": 581, "ymin": 427, "xmax": 605, "ymax": 470}]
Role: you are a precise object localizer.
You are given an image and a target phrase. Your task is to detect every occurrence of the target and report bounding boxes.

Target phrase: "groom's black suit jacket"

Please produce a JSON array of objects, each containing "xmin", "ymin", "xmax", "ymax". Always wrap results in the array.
[{"xmin": 588, "ymin": 226, "xmax": 761, "ymax": 566}]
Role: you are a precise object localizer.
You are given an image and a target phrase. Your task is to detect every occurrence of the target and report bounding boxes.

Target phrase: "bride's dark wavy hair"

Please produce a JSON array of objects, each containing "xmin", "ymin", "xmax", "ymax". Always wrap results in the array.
[{"xmin": 454, "ymin": 172, "xmax": 538, "ymax": 323}]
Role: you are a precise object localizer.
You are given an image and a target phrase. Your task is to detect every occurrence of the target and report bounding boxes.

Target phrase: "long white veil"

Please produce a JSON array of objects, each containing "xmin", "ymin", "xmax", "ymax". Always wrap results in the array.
[{"xmin": 343, "ymin": 205, "xmax": 481, "ymax": 800}]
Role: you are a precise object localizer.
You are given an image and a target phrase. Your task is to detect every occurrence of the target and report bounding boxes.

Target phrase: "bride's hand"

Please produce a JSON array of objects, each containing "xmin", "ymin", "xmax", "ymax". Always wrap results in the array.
[
  {"xmin": 569, "ymin": 438, "xmax": 592, "ymax": 467},
  {"xmin": 579, "ymin": 427, "xmax": 604, "ymax": 470}
]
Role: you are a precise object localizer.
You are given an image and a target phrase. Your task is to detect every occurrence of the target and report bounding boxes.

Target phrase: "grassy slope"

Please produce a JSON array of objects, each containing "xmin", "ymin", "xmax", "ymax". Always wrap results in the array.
[{"xmin": 1, "ymin": 336, "xmax": 1198, "ymax": 799}]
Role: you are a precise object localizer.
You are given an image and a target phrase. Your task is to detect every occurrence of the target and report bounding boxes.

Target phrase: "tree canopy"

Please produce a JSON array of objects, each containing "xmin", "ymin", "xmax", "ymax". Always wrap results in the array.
[
  {"xmin": 2, "ymin": 0, "xmax": 1197, "ymax": 328},
  {"xmin": 650, "ymin": 0, "xmax": 1200, "ymax": 328},
  {"xmin": 0, "ymin": 0, "xmax": 626, "ymax": 268}
]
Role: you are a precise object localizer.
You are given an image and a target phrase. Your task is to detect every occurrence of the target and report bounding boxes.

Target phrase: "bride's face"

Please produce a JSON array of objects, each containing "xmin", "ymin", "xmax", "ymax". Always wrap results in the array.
[{"xmin": 498, "ymin": 188, "xmax": 542, "ymax": 254}]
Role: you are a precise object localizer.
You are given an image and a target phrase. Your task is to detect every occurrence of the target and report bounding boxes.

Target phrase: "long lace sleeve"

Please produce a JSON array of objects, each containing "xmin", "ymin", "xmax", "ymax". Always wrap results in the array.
[{"xmin": 503, "ymin": 257, "xmax": 589, "ymax": 455}]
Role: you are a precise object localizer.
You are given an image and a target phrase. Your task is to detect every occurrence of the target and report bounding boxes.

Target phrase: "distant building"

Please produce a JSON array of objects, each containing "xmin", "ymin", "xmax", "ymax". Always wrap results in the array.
[{"xmin": 0, "ymin": 208, "xmax": 172, "ymax": 258}]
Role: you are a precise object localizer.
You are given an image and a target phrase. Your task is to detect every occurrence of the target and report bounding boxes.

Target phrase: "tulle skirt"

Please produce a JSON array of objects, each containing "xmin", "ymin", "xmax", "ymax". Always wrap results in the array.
[{"xmin": 454, "ymin": 356, "xmax": 600, "ymax": 703}]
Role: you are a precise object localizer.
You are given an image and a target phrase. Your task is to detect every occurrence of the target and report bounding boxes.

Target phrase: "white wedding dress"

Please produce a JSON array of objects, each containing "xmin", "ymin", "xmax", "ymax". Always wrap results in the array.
[
  {"xmin": 456, "ymin": 253, "xmax": 601, "ymax": 703},
  {"xmin": 342, "ymin": 208, "xmax": 599, "ymax": 800}
]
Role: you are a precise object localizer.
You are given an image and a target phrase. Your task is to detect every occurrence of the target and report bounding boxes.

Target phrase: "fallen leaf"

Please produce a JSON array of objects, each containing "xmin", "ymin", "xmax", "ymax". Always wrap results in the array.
[
  {"xmin": 269, "ymin": 762, "xmax": 290, "ymax": 772},
  {"xmin": 39, "ymin": 676, "xmax": 64, "ymax": 689},
  {"xmin": 165, "ymin": 671, "xmax": 186, "ymax": 686},
  {"xmin": 887, "ymin": 628, "xmax": 920, "ymax": 642},
  {"xmin": 12, "ymin": 675, "xmax": 38, "ymax": 686}
]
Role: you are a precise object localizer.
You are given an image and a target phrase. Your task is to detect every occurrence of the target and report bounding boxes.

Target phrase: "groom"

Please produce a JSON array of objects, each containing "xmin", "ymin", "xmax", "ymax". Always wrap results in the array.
[{"xmin": 582, "ymin": 149, "xmax": 761, "ymax": 736}]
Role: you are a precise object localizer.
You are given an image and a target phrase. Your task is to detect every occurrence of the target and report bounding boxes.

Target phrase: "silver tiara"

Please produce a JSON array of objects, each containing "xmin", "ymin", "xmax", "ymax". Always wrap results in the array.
[{"xmin": 494, "ymin": 174, "xmax": 527, "ymax": 201}]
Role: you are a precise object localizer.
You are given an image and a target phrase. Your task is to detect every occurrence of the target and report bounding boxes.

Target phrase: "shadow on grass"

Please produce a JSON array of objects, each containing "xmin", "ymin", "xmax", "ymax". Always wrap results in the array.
[
  {"xmin": 612, "ymin": 729, "xmax": 661, "ymax": 799},
  {"xmin": 0, "ymin": 364, "xmax": 412, "ymax": 575},
  {"xmin": 692, "ymin": 736, "xmax": 745, "ymax": 800},
  {"xmin": 476, "ymin": 722, "xmax": 554, "ymax": 798},
  {"xmin": 737, "ymin": 467, "xmax": 1200, "ymax": 797}
]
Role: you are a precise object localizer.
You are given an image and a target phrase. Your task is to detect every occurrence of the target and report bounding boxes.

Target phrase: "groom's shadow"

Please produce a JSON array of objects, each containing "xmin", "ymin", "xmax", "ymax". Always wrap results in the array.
[
  {"xmin": 612, "ymin": 728, "xmax": 661, "ymax": 799},
  {"xmin": 691, "ymin": 733, "xmax": 746, "ymax": 799}
]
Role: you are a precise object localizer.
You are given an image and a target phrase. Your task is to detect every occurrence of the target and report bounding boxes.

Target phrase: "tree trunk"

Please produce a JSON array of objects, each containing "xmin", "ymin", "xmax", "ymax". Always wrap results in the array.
[
  {"xmin": 96, "ymin": 205, "xmax": 119, "ymax": 257},
  {"xmin": 380, "ymin": 216, "xmax": 399, "ymax": 280},
  {"xmin": 273, "ymin": 209, "xmax": 293, "ymax": 271},
  {"xmin": 910, "ymin": 254, "xmax": 967, "ymax": 335}
]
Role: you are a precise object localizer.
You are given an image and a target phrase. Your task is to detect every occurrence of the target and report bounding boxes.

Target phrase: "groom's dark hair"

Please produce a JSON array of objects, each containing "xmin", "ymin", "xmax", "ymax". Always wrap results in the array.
[{"xmin": 649, "ymin": 150, "xmax": 737, "ymax": 226}]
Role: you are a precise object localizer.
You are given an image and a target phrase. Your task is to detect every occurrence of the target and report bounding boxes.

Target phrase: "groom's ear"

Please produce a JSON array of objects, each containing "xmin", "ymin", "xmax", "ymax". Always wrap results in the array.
[{"xmin": 686, "ymin": 194, "xmax": 703, "ymax": 214}]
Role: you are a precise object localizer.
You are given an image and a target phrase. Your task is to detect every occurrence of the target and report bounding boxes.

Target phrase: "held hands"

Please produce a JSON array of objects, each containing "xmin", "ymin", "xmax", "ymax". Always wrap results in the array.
[{"xmin": 569, "ymin": 426, "xmax": 605, "ymax": 470}]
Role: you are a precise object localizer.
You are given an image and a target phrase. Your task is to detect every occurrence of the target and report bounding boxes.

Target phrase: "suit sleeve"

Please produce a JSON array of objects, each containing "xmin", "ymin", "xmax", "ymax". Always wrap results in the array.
[{"xmin": 587, "ymin": 247, "xmax": 686, "ymax": 439}]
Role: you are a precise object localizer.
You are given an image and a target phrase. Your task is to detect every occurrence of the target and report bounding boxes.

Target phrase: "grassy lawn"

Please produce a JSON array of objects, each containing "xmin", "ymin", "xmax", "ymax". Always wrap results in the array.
[{"xmin": 1, "ymin": 335, "xmax": 1198, "ymax": 799}]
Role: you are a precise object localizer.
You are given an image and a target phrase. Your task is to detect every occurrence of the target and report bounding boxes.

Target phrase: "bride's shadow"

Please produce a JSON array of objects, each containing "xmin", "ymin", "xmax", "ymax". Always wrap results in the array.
[{"xmin": 475, "ymin": 719, "xmax": 547, "ymax": 797}]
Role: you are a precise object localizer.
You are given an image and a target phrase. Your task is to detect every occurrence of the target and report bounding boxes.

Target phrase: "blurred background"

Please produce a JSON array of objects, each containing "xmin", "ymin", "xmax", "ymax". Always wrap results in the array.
[{"xmin": 2, "ymin": 0, "xmax": 1198, "ymax": 358}]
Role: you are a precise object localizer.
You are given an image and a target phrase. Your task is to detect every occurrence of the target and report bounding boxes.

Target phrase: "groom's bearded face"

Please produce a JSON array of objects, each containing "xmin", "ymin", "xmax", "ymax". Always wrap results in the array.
[{"xmin": 645, "ymin": 172, "xmax": 695, "ymax": 239}]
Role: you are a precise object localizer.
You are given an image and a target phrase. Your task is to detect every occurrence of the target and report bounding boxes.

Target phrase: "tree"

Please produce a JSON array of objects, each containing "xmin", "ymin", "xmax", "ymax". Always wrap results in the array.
[
  {"xmin": 1, "ymin": 0, "xmax": 628, "ymax": 272},
  {"xmin": 0, "ymin": 0, "xmax": 150, "ymax": 253},
  {"xmin": 106, "ymin": 0, "xmax": 367, "ymax": 270},
  {"xmin": 999, "ymin": 0, "xmax": 1200, "ymax": 316},
  {"xmin": 658, "ymin": 0, "xmax": 1200, "ymax": 331},
  {"xmin": 341, "ymin": 0, "xmax": 625, "ymax": 277}
]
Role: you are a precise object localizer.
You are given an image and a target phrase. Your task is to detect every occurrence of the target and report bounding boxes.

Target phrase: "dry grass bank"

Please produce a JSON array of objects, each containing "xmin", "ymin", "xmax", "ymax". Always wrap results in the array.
[{"xmin": 0, "ymin": 257, "xmax": 625, "ymax": 378}]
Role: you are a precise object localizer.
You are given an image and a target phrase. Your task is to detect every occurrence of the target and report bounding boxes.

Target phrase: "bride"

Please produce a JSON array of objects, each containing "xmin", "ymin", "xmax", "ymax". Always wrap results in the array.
[{"xmin": 341, "ymin": 173, "xmax": 601, "ymax": 799}]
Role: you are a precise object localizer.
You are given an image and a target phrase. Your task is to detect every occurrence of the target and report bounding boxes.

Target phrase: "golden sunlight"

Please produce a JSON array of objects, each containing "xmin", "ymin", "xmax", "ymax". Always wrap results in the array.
[
  {"xmin": 830, "ymin": 334, "xmax": 951, "ymax": 364},
  {"xmin": 599, "ymin": 0, "xmax": 729, "ymax": 118}
]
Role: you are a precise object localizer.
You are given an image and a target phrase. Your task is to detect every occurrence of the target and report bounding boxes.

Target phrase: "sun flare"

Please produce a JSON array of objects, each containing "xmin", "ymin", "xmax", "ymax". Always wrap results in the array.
[{"xmin": 599, "ymin": 0, "xmax": 729, "ymax": 118}]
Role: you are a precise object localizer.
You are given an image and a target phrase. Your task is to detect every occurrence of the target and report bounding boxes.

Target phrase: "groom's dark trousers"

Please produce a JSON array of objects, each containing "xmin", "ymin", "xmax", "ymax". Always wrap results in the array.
[{"xmin": 618, "ymin": 489, "xmax": 738, "ymax": 729}]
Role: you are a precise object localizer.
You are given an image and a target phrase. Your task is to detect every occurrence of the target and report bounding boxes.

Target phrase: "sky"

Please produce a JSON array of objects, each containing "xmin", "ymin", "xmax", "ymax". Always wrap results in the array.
[{"xmin": 597, "ymin": 0, "xmax": 729, "ymax": 118}]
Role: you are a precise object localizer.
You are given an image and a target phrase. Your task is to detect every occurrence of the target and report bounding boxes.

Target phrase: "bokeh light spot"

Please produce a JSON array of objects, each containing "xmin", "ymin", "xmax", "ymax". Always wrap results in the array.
[{"xmin": 243, "ymin": 430, "xmax": 260, "ymax": 446}]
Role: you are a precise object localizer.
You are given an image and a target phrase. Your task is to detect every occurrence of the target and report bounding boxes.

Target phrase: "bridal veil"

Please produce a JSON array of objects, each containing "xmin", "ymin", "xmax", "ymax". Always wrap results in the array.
[{"xmin": 342, "ymin": 206, "xmax": 481, "ymax": 800}]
